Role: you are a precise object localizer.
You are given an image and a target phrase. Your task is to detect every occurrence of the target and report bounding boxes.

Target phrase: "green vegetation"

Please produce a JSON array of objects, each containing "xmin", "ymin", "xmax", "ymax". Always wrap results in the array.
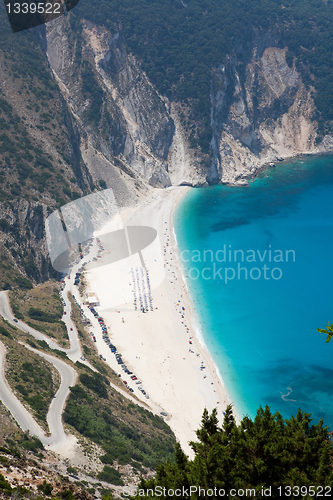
[
  {"xmin": 5, "ymin": 344, "xmax": 59, "ymax": 427},
  {"xmin": 318, "ymin": 321, "xmax": 333, "ymax": 343},
  {"xmin": 9, "ymin": 283, "xmax": 69, "ymax": 346},
  {"xmin": 81, "ymin": 61, "xmax": 104, "ymax": 124},
  {"xmin": 75, "ymin": 0, "xmax": 333, "ymax": 149},
  {"xmin": 19, "ymin": 435, "xmax": 44, "ymax": 454},
  {"xmin": 13, "ymin": 275, "xmax": 33, "ymax": 290},
  {"xmin": 10, "ymin": 302, "xmax": 24, "ymax": 320},
  {"xmin": 63, "ymin": 365, "xmax": 176, "ymax": 476},
  {"xmin": 0, "ymin": 326, "xmax": 13, "ymax": 340},
  {"xmin": 0, "ymin": 406, "xmax": 101, "ymax": 499},
  {"xmin": 0, "ymin": 3, "xmax": 84, "ymax": 217},
  {"xmin": 69, "ymin": 294, "xmax": 120, "ymax": 380},
  {"xmin": 79, "ymin": 371, "xmax": 109, "ymax": 398},
  {"xmin": 38, "ymin": 480, "xmax": 53, "ymax": 495},
  {"xmin": 28, "ymin": 306, "xmax": 62, "ymax": 323},
  {"xmin": 135, "ymin": 405, "xmax": 333, "ymax": 499},
  {"xmin": 97, "ymin": 465, "xmax": 124, "ymax": 486},
  {"xmin": 0, "ymin": 474, "xmax": 11, "ymax": 494}
]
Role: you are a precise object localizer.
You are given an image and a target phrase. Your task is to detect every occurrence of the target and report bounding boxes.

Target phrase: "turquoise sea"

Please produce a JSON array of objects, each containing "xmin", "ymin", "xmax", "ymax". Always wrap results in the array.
[{"xmin": 174, "ymin": 155, "xmax": 333, "ymax": 427}]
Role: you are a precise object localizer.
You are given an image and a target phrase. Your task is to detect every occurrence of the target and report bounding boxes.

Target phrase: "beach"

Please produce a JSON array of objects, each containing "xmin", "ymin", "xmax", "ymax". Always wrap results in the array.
[{"xmin": 85, "ymin": 186, "xmax": 234, "ymax": 456}]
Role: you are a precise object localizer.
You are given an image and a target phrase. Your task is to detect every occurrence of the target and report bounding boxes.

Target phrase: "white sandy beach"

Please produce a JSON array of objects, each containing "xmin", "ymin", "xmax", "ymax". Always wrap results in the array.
[{"xmin": 85, "ymin": 186, "xmax": 235, "ymax": 457}]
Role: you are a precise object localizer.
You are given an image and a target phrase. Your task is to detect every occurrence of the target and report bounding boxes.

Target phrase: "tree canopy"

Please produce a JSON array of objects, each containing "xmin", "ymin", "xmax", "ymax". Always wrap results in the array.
[{"xmin": 133, "ymin": 405, "xmax": 333, "ymax": 499}]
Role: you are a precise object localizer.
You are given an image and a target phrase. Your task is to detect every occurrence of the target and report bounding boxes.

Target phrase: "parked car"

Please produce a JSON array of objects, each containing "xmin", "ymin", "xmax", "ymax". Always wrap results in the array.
[{"xmin": 160, "ymin": 412, "xmax": 167, "ymax": 417}]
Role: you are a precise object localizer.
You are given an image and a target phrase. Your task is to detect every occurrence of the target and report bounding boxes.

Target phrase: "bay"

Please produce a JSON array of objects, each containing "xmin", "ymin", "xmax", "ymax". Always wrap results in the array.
[{"xmin": 174, "ymin": 155, "xmax": 333, "ymax": 426}]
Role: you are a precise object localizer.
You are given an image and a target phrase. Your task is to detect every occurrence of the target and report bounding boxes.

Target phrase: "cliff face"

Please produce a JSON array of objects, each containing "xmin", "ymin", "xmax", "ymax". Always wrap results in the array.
[
  {"xmin": 0, "ymin": 200, "xmax": 53, "ymax": 283},
  {"xmin": 209, "ymin": 35, "xmax": 333, "ymax": 185},
  {"xmin": 46, "ymin": 20, "xmax": 333, "ymax": 191},
  {"xmin": 1, "ymin": 15, "xmax": 333, "ymax": 286},
  {"xmin": 47, "ymin": 21, "xmax": 173, "ymax": 192},
  {"xmin": 46, "ymin": 18, "xmax": 209, "ymax": 196}
]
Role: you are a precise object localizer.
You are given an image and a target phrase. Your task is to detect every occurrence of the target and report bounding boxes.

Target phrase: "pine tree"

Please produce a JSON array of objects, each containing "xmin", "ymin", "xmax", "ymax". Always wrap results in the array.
[{"xmin": 133, "ymin": 406, "xmax": 333, "ymax": 500}]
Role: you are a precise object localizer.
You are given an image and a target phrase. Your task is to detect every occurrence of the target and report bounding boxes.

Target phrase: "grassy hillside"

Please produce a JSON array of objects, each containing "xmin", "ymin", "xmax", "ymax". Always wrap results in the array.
[
  {"xmin": 64, "ymin": 362, "xmax": 176, "ymax": 477},
  {"xmin": 0, "ymin": 407, "xmax": 96, "ymax": 499},
  {"xmin": 8, "ymin": 282, "xmax": 69, "ymax": 346},
  {"xmin": 0, "ymin": 1, "xmax": 98, "ymax": 288},
  {"xmin": 2, "ymin": 283, "xmax": 177, "ymax": 487},
  {"xmin": 0, "ymin": 4, "xmax": 87, "ymax": 206}
]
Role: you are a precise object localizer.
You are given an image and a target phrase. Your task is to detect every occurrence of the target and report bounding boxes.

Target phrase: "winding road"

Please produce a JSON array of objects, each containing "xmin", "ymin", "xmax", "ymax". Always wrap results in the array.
[
  {"xmin": 0, "ymin": 290, "xmax": 80, "ymax": 455},
  {"xmin": 0, "ymin": 340, "xmax": 76, "ymax": 450},
  {"xmin": 0, "ymin": 290, "xmax": 82, "ymax": 362},
  {"xmin": 0, "ymin": 252, "xmax": 161, "ymax": 457}
]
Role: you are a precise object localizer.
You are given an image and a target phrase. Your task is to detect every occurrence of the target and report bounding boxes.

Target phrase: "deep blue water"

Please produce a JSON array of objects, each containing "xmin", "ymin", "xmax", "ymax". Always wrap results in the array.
[{"xmin": 174, "ymin": 155, "xmax": 333, "ymax": 427}]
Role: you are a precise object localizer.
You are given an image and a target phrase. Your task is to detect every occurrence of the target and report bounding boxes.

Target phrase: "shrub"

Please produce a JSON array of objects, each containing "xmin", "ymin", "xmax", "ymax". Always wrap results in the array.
[
  {"xmin": 0, "ymin": 474, "xmax": 11, "ymax": 492},
  {"xmin": 38, "ymin": 480, "xmax": 53, "ymax": 495},
  {"xmin": 79, "ymin": 372, "xmax": 108, "ymax": 399},
  {"xmin": 0, "ymin": 326, "xmax": 13, "ymax": 339},
  {"xmin": 28, "ymin": 307, "xmax": 61, "ymax": 322},
  {"xmin": 21, "ymin": 436, "xmax": 43, "ymax": 453},
  {"xmin": 14, "ymin": 275, "xmax": 33, "ymax": 290},
  {"xmin": 97, "ymin": 466, "xmax": 124, "ymax": 486}
]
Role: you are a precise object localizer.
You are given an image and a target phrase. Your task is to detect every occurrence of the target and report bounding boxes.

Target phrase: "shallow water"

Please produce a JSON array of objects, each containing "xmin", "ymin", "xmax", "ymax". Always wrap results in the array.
[{"xmin": 174, "ymin": 155, "xmax": 333, "ymax": 426}]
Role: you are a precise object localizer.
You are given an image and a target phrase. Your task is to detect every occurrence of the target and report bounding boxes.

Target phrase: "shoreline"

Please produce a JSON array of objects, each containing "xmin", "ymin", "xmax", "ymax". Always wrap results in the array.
[
  {"xmin": 171, "ymin": 203, "xmax": 240, "ymax": 418},
  {"xmin": 85, "ymin": 186, "xmax": 235, "ymax": 457},
  {"xmin": 224, "ymin": 151, "xmax": 333, "ymax": 187}
]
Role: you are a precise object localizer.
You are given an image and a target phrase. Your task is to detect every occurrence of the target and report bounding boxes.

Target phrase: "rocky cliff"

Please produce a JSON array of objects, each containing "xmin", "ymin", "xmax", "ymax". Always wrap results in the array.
[
  {"xmin": 1, "ymin": 10, "xmax": 333, "ymax": 287},
  {"xmin": 46, "ymin": 17, "xmax": 211, "ymax": 196},
  {"xmin": 46, "ymin": 18, "xmax": 333, "ymax": 192},
  {"xmin": 209, "ymin": 34, "xmax": 333, "ymax": 185}
]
